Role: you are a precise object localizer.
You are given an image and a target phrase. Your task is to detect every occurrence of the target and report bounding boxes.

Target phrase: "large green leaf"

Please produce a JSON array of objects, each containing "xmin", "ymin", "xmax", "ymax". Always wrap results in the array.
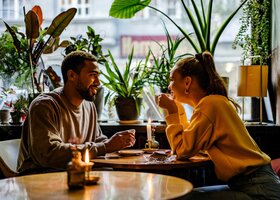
[
  {"xmin": 2, "ymin": 22, "xmax": 22, "ymax": 53},
  {"xmin": 181, "ymin": 0, "xmax": 205, "ymax": 52},
  {"xmin": 45, "ymin": 8, "xmax": 77, "ymax": 37},
  {"xmin": 25, "ymin": 10, "xmax": 39, "ymax": 39},
  {"xmin": 211, "ymin": 0, "xmax": 248, "ymax": 53},
  {"xmin": 110, "ymin": 0, "xmax": 151, "ymax": 18}
]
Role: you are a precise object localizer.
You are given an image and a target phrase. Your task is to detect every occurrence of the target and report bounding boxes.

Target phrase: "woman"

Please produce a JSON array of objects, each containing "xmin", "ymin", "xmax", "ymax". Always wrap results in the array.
[{"xmin": 157, "ymin": 51, "xmax": 280, "ymax": 199}]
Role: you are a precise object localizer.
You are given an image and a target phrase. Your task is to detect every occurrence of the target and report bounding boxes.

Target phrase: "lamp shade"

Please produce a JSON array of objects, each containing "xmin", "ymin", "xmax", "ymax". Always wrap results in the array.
[{"xmin": 237, "ymin": 65, "xmax": 268, "ymax": 97}]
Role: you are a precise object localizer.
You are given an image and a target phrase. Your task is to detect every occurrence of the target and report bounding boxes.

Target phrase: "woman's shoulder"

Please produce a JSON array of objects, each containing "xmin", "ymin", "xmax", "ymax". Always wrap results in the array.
[{"xmin": 201, "ymin": 95, "xmax": 228, "ymax": 104}]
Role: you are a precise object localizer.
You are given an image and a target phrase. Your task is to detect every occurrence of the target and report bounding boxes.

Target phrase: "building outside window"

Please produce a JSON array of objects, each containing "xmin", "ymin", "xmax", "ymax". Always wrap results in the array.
[
  {"xmin": 0, "ymin": 0, "xmax": 24, "ymax": 19},
  {"xmin": 59, "ymin": 0, "xmax": 90, "ymax": 18}
]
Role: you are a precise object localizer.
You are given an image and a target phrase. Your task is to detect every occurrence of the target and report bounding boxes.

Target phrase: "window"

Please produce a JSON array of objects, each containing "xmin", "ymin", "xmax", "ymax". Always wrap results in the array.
[
  {"xmin": 0, "ymin": 0, "xmax": 23, "ymax": 19},
  {"xmin": 167, "ymin": 0, "xmax": 177, "ymax": 17},
  {"xmin": 58, "ymin": 0, "xmax": 91, "ymax": 18}
]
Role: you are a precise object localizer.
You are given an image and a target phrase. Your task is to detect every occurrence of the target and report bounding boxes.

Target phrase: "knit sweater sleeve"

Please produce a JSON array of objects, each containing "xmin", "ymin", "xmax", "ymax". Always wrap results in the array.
[
  {"xmin": 165, "ymin": 106, "xmax": 213, "ymax": 160},
  {"xmin": 28, "ymin": 99, "xmax": 74, "ymax": 169}
]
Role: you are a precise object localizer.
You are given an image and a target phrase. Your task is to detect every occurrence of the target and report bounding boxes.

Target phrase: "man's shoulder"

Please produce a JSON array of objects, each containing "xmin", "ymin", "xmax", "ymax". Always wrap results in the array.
[{"xmin": 30, "ymin": 88, "xmax": 63, "ymax": 109}]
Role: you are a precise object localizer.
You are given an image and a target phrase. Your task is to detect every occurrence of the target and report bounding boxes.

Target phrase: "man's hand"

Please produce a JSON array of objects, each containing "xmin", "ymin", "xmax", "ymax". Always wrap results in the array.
[{"xmin": 104, "ymin": 129, "xmax": 136, "ymax": 153}]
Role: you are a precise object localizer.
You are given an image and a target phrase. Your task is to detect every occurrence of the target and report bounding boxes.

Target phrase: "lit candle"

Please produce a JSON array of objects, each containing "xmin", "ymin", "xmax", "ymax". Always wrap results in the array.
[
  {"xmin": 84, "ymin": 148, "xmax": 94, "ymax": 184},
  {"xmin": 85, "ymin": 148, "xmax": 90, "ymax": 163},
  {"xmin": 147, "ymin": 118, "xmax": 152, "ymax": 142}
]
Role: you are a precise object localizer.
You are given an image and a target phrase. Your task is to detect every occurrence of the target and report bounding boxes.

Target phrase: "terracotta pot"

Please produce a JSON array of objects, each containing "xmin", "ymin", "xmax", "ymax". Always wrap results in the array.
[{"xmin": 115, "ymin": 97, "xmax": 142, "ymax": 121}]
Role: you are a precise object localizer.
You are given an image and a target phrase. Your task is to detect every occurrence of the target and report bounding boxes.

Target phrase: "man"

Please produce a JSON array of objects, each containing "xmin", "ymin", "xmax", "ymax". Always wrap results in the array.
[{"xmin": 17, "ymin": 51, "xmax": 135, "ymax": 174}]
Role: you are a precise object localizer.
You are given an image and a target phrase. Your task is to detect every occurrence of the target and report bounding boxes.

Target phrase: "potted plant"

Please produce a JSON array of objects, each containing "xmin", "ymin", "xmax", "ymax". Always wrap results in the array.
[
  {"xmin": 232, "ymin": 0, "xmax": 272, "ymax": 122},
  {"xmin": 109, "ymin": 0, "xmax": 248, "ymax": 55},
  {"xmin": 3, "ymin": 5, "xmax": 77, "ymax": 97},
  {"xmin": 149, "ymin": 24, "xmax": 191, "ymax": 93},
  {"xmin": 64, "ymin": 26, "xmax": 108, "ymax": 119},
  {"xmin": 10, "ymin": 95, "xmax": 28, "ymax": 124},
  {"xmin": 101, "ymin": 48, "xmax": 150, "ymax": 121}
]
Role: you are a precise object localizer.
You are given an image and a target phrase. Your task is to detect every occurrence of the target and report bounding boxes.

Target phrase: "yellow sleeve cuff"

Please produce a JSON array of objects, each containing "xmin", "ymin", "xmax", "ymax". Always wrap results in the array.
[{"xmin": 165, "ymin": 112, "xmax": 180, "ymax": 125}]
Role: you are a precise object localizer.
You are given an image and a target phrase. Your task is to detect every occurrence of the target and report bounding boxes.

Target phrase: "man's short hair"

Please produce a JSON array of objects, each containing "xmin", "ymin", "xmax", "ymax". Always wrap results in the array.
[{"xmin": 61, "ymin": 51, "xmax": 98, "ymax": 83}]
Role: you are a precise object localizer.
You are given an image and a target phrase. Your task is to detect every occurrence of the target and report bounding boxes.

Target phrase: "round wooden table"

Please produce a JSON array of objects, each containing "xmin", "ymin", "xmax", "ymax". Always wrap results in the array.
[
  {"xmin": 0, "ymin": 171, "xmax": 193, "ymax": 199},
  {"xmin": 92, "ymin": 152, "xmax": 211, "ymax": 170}
]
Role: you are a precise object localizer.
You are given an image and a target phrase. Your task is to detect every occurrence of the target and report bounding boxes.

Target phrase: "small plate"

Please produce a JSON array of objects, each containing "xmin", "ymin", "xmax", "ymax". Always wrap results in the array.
[
  {"xmin": 85, "ymin": 175, "xmax": 100, "ymax": 185},
  {"xmin": 142, "ymin": 148, "xmax": 159, "ymax": 154},
  {"xmin": 118, "ymin": 149, "xmax": 144, "ymax": 156},
  {"xmin": 105, "ymin": 154, "xmax": 121, "ymax": 159}
]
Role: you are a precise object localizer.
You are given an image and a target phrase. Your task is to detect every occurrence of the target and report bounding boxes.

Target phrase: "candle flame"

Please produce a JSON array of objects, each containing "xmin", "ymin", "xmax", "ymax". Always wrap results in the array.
[
  {"xmin": 148, "ymin": 118, "xmax": 152, "ymax": 124},
  {"xmin": 85, "ymin": 148, "xmax": 89, "ymax": 163}
]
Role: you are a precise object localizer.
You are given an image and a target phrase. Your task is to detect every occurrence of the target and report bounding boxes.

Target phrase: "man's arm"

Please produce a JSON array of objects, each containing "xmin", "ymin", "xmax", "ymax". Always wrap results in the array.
[{"xmin": 28, "ymin": 101, "xmax": 74, "ymax": 169}]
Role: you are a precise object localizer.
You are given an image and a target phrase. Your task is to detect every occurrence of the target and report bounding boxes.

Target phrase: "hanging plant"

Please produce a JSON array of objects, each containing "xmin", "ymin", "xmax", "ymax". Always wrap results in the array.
[{"xmin": 232, "ymin": 0, "xmax": 271, "ymax": 65}]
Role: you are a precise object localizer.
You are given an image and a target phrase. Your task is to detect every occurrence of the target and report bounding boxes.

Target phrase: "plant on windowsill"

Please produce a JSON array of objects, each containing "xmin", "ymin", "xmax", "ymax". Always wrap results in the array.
[
  {"xmin": 109, "ymin": 0, "xmax": 248, "ymax": 55},
  {"xmin": 10, "ymin": 95, "xmax": 29, "ymax": 125},
  {"xmin": 3, "ymin": 5, "xmax": 77, "ymax": 98},
  {"xmin": 101, "ymin": 48, "xmax": 150, "ymax": 121}
]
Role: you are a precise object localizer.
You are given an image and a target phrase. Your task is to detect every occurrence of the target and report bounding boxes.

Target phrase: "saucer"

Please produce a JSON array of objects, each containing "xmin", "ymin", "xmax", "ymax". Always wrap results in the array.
[
  {"xmin": 118, "ymin": 149, "xmax": 144, "ymax": 156},
  {"xmin": 142, "ymin": 148, "xmax": 159, "ymax": 154},
  {"xmin": 85, "ymin": 175, "xmax": 100, "ymax": 185}
]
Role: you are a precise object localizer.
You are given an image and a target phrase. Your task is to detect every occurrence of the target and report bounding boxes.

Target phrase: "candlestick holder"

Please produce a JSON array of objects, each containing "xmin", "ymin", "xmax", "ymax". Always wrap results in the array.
[
  {"xmin": 67, "ymin": 150, "xmax": 85, "ymax": 190},
  {"xmin": 145, "ymin": 136, "xmax": 159, "ymax": 150},
  {"xmin": 84, "ymin": 162, "xmax": 94, "ymax": 185}
]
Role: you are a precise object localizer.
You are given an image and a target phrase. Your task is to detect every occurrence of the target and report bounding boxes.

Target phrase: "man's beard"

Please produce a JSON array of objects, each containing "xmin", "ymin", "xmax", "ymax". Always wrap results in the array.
[{"xmin": 76, "ymin": 80, "xmax": 96, "ymax": 101}]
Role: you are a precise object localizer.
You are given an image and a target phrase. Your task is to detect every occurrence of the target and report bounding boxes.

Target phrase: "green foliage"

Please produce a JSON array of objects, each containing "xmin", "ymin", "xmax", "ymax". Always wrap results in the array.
[
  {"xmin": 2, "ymin": 6, "xmax": 77, "ymax": 94},
  {"xmin": 64, "ymin": 26, "xmax": 108, "ymax": 64},
  {"xmin": 109, "ymin": 0, "xmax": 247, "ymax": 55},
  {"xmin": 12, "ymin": 95, "xmax": 28, "ymax": 115},
  {"xmin": 0, "ymin": 28, "xmax": 30, "ymax": 87},
  {"xmin": 149, "ymin": 24, "xmax": 191, "ymax": 92},
  {"xmin": 101, "ymin": 48, "xmax": 150, "ymax": 106},
  {"xmin": 232, "ymin": 0, "xmax": 271, "ymax": 65}
]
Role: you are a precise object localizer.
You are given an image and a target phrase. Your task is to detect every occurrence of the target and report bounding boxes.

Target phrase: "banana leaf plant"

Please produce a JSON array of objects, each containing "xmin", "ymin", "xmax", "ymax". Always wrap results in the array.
[
  {"xmin": 109, "ymin": 0, "xmax": 248, "ymax": 55},
  {"xmin": 101, "ymin": 48, "xmax": 151, "ymax": 115},
  {"xmin": 3, "ymin": 5, "xmax": 77, "ymax": 96}
]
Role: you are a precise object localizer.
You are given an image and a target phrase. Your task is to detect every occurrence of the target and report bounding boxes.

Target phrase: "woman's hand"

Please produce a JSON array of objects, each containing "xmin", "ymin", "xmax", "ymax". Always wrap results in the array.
[{"xmin": 156, "ymin": 94, "xmax": 178, "ymax": 115}]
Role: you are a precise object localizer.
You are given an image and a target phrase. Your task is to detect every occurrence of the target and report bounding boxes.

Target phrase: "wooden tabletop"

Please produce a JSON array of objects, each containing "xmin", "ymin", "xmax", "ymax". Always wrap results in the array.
[
  {"xmin": 91, "ymin": 151, "xmax": 211, "ymax": 170},
  {"xmin": 0, "ymin": 171, "xmax": 193, "ymax": 200}
]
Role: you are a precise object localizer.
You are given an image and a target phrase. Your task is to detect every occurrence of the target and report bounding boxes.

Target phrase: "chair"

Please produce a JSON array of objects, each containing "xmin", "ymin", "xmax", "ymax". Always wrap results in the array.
[
  {"xmin": 271, "ymin": 158, "xmax": 280, "ymax": 177},
  {"xmin": 0, "ymin": 139, "xmax": 20, "ymax": 178}
]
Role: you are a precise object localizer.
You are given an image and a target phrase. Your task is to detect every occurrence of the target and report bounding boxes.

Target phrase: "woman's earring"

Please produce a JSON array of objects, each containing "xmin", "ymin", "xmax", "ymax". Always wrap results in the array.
[{"xmin": 185, "ymin": 89, "xmax": 189, "ymax": 95}]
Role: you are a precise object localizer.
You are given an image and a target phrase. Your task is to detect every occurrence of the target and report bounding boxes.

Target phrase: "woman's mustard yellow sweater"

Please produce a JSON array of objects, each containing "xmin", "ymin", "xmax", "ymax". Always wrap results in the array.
[{"xmin": 165, "ymin": 95, "xmax": 270, "ymax": 182}]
